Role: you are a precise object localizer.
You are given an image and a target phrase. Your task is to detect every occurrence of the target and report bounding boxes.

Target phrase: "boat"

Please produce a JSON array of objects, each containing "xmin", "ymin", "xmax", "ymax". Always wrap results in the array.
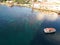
[{"xmin": 44, "ymin": 28, "xmax": 56, "ymax": 33}]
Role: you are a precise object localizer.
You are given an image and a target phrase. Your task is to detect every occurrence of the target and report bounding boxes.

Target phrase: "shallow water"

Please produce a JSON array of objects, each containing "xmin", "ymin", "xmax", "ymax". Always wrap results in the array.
[{"xmin": 0, "ymin": 5, "xmax": 60, "ymax": 45}]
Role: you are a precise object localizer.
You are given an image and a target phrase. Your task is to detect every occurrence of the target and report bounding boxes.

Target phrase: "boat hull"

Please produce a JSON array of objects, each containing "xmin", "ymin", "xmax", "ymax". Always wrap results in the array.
[{"xmin": 44, "ymin": 28, "xmax": 56, "ymax": 34}]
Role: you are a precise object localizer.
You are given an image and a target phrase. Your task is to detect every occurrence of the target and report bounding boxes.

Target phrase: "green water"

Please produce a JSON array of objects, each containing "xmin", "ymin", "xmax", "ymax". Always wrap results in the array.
[
  {"xmin": 0, "ymin": 5, "xmax": 43, "ymax": 45},
  {"xmin": 0, "ymin": 5, "xmax": 60, "ymax": 45}
]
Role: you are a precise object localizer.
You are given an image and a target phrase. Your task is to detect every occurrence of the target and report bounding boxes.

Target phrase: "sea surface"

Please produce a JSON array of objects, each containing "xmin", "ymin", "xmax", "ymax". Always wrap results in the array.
[{"xmin": 0, "ymin": 5, "xmax": 60, "ymax": 45}]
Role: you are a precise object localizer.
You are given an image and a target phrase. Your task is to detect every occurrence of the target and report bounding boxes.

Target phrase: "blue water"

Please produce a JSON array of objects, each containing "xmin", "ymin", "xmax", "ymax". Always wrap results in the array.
[{"xmin": 0, "ymin": 5, "xmax": 60, "ymax": 45}]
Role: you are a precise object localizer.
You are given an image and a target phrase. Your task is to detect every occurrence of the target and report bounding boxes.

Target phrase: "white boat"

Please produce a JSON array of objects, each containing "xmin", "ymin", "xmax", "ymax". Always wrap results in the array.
[{"xmin": 44, "ymin": 28, "xmax": 56, "ymax": 33}]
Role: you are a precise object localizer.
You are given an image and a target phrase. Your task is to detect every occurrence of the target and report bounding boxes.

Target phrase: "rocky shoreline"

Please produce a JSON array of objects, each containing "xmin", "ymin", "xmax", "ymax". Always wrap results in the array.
[{"xmin": 0, "ymin": 2, "xmax": 32, "ymax": 8}]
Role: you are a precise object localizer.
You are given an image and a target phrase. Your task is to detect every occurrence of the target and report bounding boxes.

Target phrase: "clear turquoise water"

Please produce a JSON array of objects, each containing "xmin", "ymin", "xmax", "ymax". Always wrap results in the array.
[{"xmin": 0, "ymin": 5, "xmax": 60, "ymax": 45}]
